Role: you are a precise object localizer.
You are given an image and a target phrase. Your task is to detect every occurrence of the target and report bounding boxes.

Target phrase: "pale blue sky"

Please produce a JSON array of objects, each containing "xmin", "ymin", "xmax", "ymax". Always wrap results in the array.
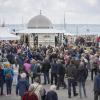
[{"xmin": 0, "ymin": 0, "xmax": 100, "ymax": 24}]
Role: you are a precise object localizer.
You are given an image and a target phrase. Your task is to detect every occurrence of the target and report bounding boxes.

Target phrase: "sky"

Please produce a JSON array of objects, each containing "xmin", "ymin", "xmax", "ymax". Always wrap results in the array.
[{"xmin": 0, "ymin": 0, "xmax": 100, "ymax": 24}]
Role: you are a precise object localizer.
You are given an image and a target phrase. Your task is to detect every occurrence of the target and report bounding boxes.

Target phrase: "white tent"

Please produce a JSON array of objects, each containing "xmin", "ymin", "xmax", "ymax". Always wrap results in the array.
[
  {"xmin": 15, "ymin": 28, "xmax": 65, "ymax": 34},
  {"xmin": 64, "ymin": 32, "xmax": 74, "ymax": 36},
  {"xmin": 0, "ymin": 27, "xmax": 20, "ymax": 40},
  {"xmin": 77, "ymin": 32, "xmax": 98, "ymax": 36}
]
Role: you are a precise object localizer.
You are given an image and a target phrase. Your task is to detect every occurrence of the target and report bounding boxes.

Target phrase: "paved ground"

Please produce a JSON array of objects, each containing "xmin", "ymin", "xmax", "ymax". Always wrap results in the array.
[{"xmin": 0, "ymin": 73, "xmax": 94, "ymax": 100}]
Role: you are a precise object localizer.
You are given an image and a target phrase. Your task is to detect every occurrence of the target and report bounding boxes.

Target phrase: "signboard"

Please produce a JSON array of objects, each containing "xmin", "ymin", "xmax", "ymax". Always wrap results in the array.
[{"xmin": 38, "ymin": 33, "xmax": 55, "ymax": 47}]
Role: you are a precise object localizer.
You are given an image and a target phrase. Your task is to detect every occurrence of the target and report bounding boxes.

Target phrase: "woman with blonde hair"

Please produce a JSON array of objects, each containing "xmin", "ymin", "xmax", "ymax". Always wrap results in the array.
[{"xmin": 4, "ymin": 63, "xmax": 14, "ymax": 95}]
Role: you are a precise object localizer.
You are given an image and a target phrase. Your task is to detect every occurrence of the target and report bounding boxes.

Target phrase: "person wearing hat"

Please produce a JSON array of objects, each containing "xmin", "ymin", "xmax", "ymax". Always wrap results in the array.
[
  {"xmin": 16, "ymin": 72, "xmax": 29, "ymax": 100},
  {"xmin": 22, "ymin": 84, "xmax": 38, "ymax": 100},
  {"xmin": 0, "ymin": 65, "xmax": 5, "ymax": 95},
  {"xmin": 4, "ymin": 63, "xmax": 14, "ymax": 95},
  {"xmin": 45, "ymin": 85, "xmax": 58, "ymax": 100}
]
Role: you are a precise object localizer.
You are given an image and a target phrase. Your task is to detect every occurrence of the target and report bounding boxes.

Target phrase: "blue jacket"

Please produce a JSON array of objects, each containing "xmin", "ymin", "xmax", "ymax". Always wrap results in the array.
[
  {"xmin": 45, "ymin": 90, "xmax": 58, "ymax": 100},
  {"xmin": 16, "ymin": 78, "xmax": 29, "ymax": 96},
  {"xmin": 94, "ymin": 73, "xmax": 100, "ymax": 92},
  {"xmin": 4, "ymin": 68, "xmax": 14, "ymax": 80}
]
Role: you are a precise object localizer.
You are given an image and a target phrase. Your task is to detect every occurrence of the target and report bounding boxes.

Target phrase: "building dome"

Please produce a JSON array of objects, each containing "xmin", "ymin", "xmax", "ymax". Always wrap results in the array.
[{"xmin": 28, "ymin": 14, "xmax": 53, "ymax": 29}]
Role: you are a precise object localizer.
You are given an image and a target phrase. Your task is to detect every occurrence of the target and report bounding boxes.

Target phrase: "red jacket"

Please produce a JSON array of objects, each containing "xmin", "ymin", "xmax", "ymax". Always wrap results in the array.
[{"xmin": 22, "ymin": 92, "xmax": 38, "ymax": 100}]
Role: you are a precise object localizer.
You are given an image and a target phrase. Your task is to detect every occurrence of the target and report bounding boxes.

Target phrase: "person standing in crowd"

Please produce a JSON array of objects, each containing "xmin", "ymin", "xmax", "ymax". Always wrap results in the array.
[
  {"xmin": 90, "ymin": 54, "xmax": 99, "ymax": 81},
  {"xmin": 32, "ymin": 77, "xmax": 46, "ymax": 100},
  {"xmin": 94, "ymin": 69, "xmax": 100, "ymax": 100},
  {"xmin": 6, "ymin": 52, "xmax": 15, "ymax": 65},
  {"xmin": 64, "ymin": 50, "xmax": 70, "ymax": 66},
  {"xmin": 51, "ymin": 60, "xmax": 58, "ymax": 85},
  {"xmin": 77, "ymin": 59, "xmax": 88, "ymax": 98},
  {"xmin": 4, "ymin": 63, "xmax": 14, "ymax": 96},
  {"xmin": 41, "ymin": 57, "xmax": 51, "ymax": 84},
  {"xmin": 16, "ymin": 73, "xmax": 29, "ymax": 100},
  {"xmin": 31, "ymin": 59, "xmax": 41, "ymax": 83},
  {"xmin": 0, "ymin": 65, "xmax": 5, "ymax": 95},
  {"xmin": 22, "ymin": 84, "xmax": 38, "ymax": 100},
  {"xmin": 17, "ymin": 52, "xmax": 24, "ymax": 73},
  {"xmin": 45, "ymin": 85, "xmax": 58, "ymax": 100},
  {"xmin": 66, "ymin": 59, "xmax": 78, "ymax": 98},
  {"xmin": 23, "ymin": 58, "xmax": 31, "ymax": 82},
  {"xmin": 56, "ymin": 59, "xmax": 67, "ymax": 90}
]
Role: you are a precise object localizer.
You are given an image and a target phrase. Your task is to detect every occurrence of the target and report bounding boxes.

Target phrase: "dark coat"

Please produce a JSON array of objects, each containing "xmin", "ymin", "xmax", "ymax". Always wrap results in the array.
[
  {"xmin": 16, "ymin": 78, "xmax": 29, "ymax": 96},
  {"xmin": 77, "ymin": 66, "xmax": 88, "ymax": 82},
  {"xmin": 94, "ymin": 73, "xmax": 100, "ymax": 92},
  {"xmin": 0, "ymin": 69, "xmax": 5, "ymax": 82},
  {"xmin": 45, "ymin": 91, "xmax": 58, "ymax": 100},
  {"xmin": 41, "ymin": 60, "xmax": 51, "ymax": 73},
  {"xmin": 57, "ymin": 63, "xmax": 65, "ymax": 75},
  {"xmin": 6, "ymin": 53, "xmax": 15, "ymax": 64},
  {"xmin": 51, "ymin": 63, "xmax": 58, "ymax": 74},
  {"xmin": 66, "ymin": 64, "xmax": 77, "ymax": 79}
]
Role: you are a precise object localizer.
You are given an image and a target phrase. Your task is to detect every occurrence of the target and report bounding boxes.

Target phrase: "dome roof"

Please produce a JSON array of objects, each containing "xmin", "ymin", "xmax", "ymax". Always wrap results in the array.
[{"xmin": 27, "ymin": 15, "xmax": 53, "ymax": 29}]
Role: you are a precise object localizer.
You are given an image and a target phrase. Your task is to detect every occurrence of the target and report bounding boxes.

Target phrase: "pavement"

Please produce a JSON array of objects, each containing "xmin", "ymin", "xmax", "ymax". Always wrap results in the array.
[{"xmin": 0, "ymin": 73, "xmax": 94, "ymax": 100}]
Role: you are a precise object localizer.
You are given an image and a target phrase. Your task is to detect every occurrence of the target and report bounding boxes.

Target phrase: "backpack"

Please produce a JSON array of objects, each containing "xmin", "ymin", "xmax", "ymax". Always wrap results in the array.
[{"xmin": 5, "ymin": 69, "xmax": 12, "ymax": 79}]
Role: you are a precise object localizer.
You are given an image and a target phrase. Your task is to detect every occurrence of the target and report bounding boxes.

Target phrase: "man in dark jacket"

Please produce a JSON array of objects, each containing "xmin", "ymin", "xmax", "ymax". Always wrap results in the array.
[
  {"xmin": 0, "ymin": 65, "xmax": 5, "ymax": 95},
  {"xmin": 66, "ymin": 59, "xmax": 78, "ymax": 98},
  {"xmin": 6, "ymin": 52, "xmax": 15, "ymax": 64},
  {"xmin": 77, "ymin": 60, "xmax": 88, "ymax": 98},
  {"xmin": 51, "ymin": 60, "xmax": 58, "ymax": 85},
  {"xmin": 41, "ymin": 58, "xmax": 51, "ymax": 84},
  {"xmin": 94, "ymin": 70, "xmax": 100, "ymax": 100},
  {"xmin": 56, "ymin": 59, "xmax": 66, "ymax": 90}
]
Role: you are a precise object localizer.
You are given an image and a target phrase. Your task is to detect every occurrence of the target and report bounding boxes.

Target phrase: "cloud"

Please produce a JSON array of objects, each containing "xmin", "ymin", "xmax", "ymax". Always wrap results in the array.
[
  {"xmin": 86, "ymin": 0, "xmax": 97, "ymax": 6},
  {"xmin": 0, "ymin": 0, "xmax": 100, "ymax": 24}
]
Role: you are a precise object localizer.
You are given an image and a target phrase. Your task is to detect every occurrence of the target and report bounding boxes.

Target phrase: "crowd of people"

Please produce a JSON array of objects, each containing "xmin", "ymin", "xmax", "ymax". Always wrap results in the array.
[{"xmin": 0, "ymin": 41, "xmax": 100, "ymax": 100}]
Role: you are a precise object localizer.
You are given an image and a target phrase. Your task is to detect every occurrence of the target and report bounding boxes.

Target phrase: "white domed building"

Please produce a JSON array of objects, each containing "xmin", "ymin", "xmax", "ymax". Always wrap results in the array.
[
  {"xmin": 28, "ymin": 14, "xmax": 53, "ymax": 29},
  {"xmin": 17, "ymin": 13, "xmax": 64, "ymax": 47}
]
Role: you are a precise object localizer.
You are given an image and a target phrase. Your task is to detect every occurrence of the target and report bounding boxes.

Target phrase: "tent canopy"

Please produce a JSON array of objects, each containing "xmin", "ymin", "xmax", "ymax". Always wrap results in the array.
[
  {"xmin": 77, "ymin": 32, "xmax": 99, "ymax": 36},
  {"xmin": 0, "ymin": 27, "xmax": 20, "ymax": 40},
  {"xmin": 64, "ymin": 32, "xmax": 74, "ymax": 36},
  {"xmin": 15, "ymin": 29, "xmax": 65, "ymax": 34}
]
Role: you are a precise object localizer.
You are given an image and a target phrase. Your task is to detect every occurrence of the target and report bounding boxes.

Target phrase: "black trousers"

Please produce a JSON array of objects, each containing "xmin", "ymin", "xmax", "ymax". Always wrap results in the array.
[
  {"xmin": 91, "ymin": 69, "xmax": 97, "ymax": 81},
  {"xmin": 43, "ymin": 73, "xmax": 50, "ymax": 84},
  {"xmin": 0, "ymin": 80, "xmax": 4, "ymax": 95},
  {"xmin": 51, "ymin": 73, "xmax": 57, "ymax": 85},
  {"xmin": 68, "ymin": 79, "xmax": 77, "ymax": 97},
  {"xmin": 57, "ymin": 75, "xmax": 66, "ymax": 89},
  {"xmin": 5, "ymin": 79, "xmax": 12, "ymax": 95},
  {"xmin": 94, "ymin": 91, "xmax": 100, "ymax": 100}
]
